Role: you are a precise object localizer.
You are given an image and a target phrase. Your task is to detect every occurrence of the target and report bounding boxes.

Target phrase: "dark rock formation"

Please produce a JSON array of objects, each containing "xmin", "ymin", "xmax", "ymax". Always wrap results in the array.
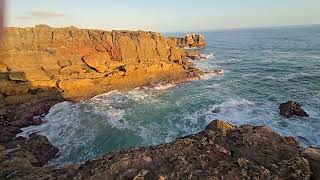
[
  {"xmin": 303, "ymin": 147, "xmax": 320, "ymax": 180},
  {"xmin": 0, "ymin": 134, "xmax": 58, "ymax": 179},
  {"xmin": 5, "ymin": 120, "xmax": 315, "ymax": 180},
  {"xmin": 279, "ymin": 101, "xmax": 309, "ymax": 118},
  {"xmin": 169, "ymin": 34, "xmax": 206, "ymax": 48}
]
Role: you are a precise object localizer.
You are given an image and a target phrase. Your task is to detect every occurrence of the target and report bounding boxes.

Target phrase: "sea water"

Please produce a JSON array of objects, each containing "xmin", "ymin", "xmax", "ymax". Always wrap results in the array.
[{"xmin": 20, "ymin": 25, "xmax": 320, "ymax": 164}]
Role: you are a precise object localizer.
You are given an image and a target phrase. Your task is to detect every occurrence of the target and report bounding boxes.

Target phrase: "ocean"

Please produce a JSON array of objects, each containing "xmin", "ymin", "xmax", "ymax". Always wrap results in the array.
[{"xmin": 20, "ymin": 25, "xmax": 320, "ymax": 164}]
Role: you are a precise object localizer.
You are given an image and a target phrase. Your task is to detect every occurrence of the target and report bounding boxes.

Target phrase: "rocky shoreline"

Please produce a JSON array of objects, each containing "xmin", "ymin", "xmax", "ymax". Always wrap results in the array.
[
  {"xmin": 0, "ymin": 26, "xmax": 207, "ymax": 179},
  {"xmin": 1, "ymin": 120, "xmax": 319, "ymax": 179},
  {"xmin": 1, "ymin": 26, "xmax": 319, "ymax": 179},
  {"xmin": 0, "ymin": 25, "xmax": 205, "ymax": 144}
]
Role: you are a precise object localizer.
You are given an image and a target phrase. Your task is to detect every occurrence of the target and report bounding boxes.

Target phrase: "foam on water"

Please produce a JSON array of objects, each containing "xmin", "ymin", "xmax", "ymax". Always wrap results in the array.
[{"xmin": 201, "ymin": 53, "xmax": 216, "ymax": 59}]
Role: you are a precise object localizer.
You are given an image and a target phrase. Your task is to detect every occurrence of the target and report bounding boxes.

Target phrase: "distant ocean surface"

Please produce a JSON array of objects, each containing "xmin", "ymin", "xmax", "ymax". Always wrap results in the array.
[{"xmin": 20, "ymin": 25, "xmax": 320, "ymax": 164}]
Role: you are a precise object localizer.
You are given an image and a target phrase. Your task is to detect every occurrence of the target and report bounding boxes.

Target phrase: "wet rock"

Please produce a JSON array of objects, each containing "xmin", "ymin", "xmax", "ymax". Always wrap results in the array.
[
  {"xmin": 185, "ymin": 50, "xmax": 201, "ymax": 60},
  {"xmin": 303, "ymin": 147, "xmax": 320, "ymax": 180},
  {"xmin": 279, "ymin": 101, "xmax": 309, "ymax": 118},
  {"xmin": 211, "ymin": 107, "xmax": 221, "ymax": 113}
]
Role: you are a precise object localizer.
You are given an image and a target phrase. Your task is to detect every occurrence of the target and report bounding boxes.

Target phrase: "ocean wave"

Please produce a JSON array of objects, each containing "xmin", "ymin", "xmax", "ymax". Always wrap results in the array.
[
  {"xmin": 265, "ymin": 72, "xmax": 313, "ymax": 82},
  {"xmin": 152, "ymin": 82, "xmax": 176, "ymax": 90},
  {"xmin": 200, "ymin": 69, "xmax": 224, "ymax": 80}
]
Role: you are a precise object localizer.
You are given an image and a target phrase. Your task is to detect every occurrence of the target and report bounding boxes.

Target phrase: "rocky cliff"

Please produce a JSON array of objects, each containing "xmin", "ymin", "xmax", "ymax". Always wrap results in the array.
[
  {"xmin": 169, "ymin": 34, "xmax": 206, "ymax": 48},
  {"xmin": 0, "ymin": 25, "xmax": 203, "ymax": 107},
  {"xmin": 0, "ymin": 25, "xmax": 205, "ymax": 145},
  {"xmin": 1, "ymin": 120, "xmax": 319, "ymax": 180}
]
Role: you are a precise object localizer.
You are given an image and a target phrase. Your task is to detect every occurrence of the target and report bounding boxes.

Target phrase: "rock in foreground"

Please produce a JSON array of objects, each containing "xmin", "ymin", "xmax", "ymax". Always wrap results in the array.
[
  {"xmin": 279, "ymin": 101, "xmax": 309, "ymax": 118},
  {"xmin": 15, "ymin": 120, "xmax": 315, "ymax": 180}
]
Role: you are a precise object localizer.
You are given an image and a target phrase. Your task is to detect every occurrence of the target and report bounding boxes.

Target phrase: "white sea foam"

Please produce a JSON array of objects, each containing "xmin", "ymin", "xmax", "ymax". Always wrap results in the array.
[
  {"xmin": 105, "ymin": 108, "xmax": 127, "ymax": 129},
  {"xmin": 200, "ymin": 69, "xmax": 224, "ymax": 80},
  {"xmin": 153, "ymin": 82, "xmax": 176, "ymax": 90},
  {"xmin": 200, "ymin": 53, "xmax": 216, "ymax": 60}
]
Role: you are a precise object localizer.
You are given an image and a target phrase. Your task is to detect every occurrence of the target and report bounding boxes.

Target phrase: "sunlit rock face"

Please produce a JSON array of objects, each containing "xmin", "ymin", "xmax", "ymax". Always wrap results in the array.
[{"xmin": 0, "ymin": 26, "xmax": 204, "ymax": 106}]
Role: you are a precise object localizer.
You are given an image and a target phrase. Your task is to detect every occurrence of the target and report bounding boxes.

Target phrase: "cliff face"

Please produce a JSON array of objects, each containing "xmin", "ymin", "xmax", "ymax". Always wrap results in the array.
[
  {"xmin": 0, "ymin": 26, "xmax": 203, "ymax": 107},
  {"xmin": 169, "ymin": 34, "xmax": 206, "ymax": 48},
  {"xmin": 0, "ymin": 26, "xmax": 205, "ymax": 145}
]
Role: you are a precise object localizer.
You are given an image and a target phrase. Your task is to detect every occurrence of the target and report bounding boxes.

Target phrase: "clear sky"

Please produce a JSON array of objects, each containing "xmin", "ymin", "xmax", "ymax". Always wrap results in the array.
[{"xmin": 5, "ymin": 0, "xmax": 320, "ymax": 32}]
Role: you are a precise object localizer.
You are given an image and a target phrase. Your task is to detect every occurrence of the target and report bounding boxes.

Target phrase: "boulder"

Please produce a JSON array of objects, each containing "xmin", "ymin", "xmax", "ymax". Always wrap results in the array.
[{"xmin": 279, "ymin": 101, "xmax": 309, "ymax": 118}]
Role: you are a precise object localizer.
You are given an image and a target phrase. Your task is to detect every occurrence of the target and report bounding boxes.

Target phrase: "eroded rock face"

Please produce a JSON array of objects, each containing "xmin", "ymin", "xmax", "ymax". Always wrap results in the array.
[
  {"xmin": 12, "ymin": 120, "xmax": 314, "ymax": 180},
  {"xmin": 279, "ymin": 101, "xmax": 309, "ymax": 118},
  {"xmin": 170, "ymin": 34, "xmax": 206, "ymax": 48},
  {"xmin": 0, "ymin": 26, "xmax": 204, "ymax": 108}
]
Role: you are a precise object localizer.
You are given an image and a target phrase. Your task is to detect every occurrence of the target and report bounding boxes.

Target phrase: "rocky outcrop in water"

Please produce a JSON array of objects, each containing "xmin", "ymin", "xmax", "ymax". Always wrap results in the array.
[
  {"xmin": 4, "ymin": 120, "xmax": 317, "ymax": 180},
  {"xmin": 279, "ymin": 101, "xmax": 309, "ymax": 118},
  {"xmin": 169, "ymin": 34, "xmax": 206, "ymax": 48}
]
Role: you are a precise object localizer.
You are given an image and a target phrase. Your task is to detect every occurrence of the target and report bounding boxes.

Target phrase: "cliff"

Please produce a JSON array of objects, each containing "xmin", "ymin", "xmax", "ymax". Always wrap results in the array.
[
  {"xmin": 1, "ymin": 120, "xmax": 319, "ymax": 179},
  {"xmin": 169, "ymin": 34, "xmax": 206, "ymax": 48},
  {"xmin": 0, "ymin": 25, "xmax": 205, "ymax": 145},
  {"xmin": 0, "ymin": 25, "xmax": 203, "ymax": 107}
]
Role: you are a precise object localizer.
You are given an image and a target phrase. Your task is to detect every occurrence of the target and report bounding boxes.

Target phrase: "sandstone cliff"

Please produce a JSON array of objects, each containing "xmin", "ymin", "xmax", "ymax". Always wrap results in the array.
[
  {"xmin": 169, "ymin": 34, "xmax": 206, "ymax": 48},
  {"xmin": 0, "ymin": 25, "xmax": 203, "ymax": 108},
  {"xmin": 0, "ymin": 25, "xmax": 205, "ymax": 145}
]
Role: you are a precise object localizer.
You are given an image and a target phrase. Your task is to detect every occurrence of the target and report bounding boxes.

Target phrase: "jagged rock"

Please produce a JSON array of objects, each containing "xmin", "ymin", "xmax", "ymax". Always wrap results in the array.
[
  {"xmin": 303, "ymin": 147, "xmax": 320, "ymax": 180},
  {"xmin": 205, "ymin": 119, "xmax": 235, "ymax": 136},
  {"xmin": 279, "ymin": 101, "xmax": 309, "ymax": 118},
  {"xmin": 185, "ymin": 50, "xmax": 201, "ymax": 60},
  {"xmin": 13, "ymin": 120, "xmax": 313, "ymax": 180},
  {"xmin": 0, "ymin": 134, "xmax": 58, "ymax": 179},
  {"xmin": 169, "ymin": 34, "xmax": 206, "ymax": 48}
]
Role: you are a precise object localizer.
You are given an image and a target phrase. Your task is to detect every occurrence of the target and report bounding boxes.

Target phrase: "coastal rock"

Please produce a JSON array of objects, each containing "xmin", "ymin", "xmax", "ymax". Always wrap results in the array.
[
  {"xmin": 185, "ymin": 50, "xmax": 201, "ymax": 60},
  {"xmin": 0, "ymin": 26, "xmax": 204, "ymax": 105},
  {"xmin": 303, "ymin": 147, "xmax": 320, "ymax": 180},
  {"xmin": 205, "ymin": 119, "xmax": 235, "ymax": 136},
  {"xmin": 170, "ymin": 34, "xmax": 206, "ymax": 48},
  {"xmin": 0, "ymin": 26, "xmax": 205, "ymax": 148},
  {"xmin": 0, "ymin": 134, "xmax": 58, "ymax": 179},
  {"xmin": 15, "ymin": 120, "xmax": 313, "ymax": 180},
  {"xmin": 279, "ymin": 101, "xmax": 309, "ymax": 118}
]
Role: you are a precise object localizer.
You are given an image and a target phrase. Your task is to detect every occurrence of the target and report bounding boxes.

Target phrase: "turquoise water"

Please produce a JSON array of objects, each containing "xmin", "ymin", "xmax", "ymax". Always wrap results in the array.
[{"xmin": 21, "ymin": 25, "xmax": 320, "ymax": 164}]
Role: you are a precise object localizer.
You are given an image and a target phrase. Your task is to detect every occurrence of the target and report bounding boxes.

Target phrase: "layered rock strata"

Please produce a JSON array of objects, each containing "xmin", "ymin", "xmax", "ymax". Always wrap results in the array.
[
  {"xmin": 169, "ymin": 34, "xmax": 206, "ymax": 48},
  {"xmin": 2, "ymin": 120, "xmax": 317, "ymax": 180}
]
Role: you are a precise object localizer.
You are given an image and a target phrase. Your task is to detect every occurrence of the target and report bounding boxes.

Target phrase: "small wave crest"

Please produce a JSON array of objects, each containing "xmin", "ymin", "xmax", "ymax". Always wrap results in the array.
[
  {"xmin": 200, "ymin": 69, "xmax": 224, "ymax": 80},
  {"xmin": 200, "ymin": 53, "xmax": 216, "ymax": 59}
]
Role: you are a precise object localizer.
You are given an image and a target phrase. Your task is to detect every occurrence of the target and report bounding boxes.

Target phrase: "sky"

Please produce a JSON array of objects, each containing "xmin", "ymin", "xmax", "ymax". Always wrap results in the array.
[{"xmin": 5, "ymin": 0, "xmax": 320, "ymax": 32}]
